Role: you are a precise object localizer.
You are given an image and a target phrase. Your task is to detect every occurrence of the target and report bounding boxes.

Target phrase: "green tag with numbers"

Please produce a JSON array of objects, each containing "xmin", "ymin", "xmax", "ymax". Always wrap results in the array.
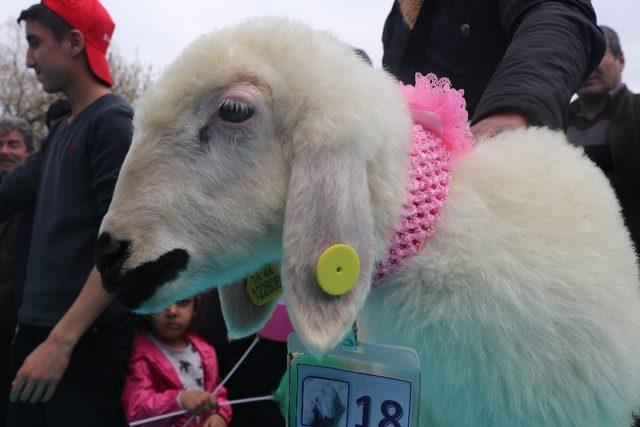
[{"xmin": 246, "ymin": 264, "xmax": 283, "ymax": 305}]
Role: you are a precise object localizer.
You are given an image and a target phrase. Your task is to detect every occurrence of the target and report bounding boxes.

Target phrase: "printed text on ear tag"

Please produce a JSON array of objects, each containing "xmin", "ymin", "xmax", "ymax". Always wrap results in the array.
[
  {"xmin": 246, "ymin": 264, "xmax": 283, "ymax": 305},
  {"xmin": 316, "ymin": 244, "xmax": 360, "ymax": 296}
]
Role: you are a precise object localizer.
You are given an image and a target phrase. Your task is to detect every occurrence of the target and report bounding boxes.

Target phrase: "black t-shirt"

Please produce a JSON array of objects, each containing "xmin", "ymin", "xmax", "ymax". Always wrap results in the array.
[{"xmin": 0, "ymin": 94, "xmax": 133, "ymax": 327}]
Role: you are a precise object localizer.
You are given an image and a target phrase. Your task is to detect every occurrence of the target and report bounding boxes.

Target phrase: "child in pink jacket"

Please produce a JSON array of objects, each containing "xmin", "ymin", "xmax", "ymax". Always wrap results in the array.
[{"xmin": 121, "ymin": 298, "xmax": 232, "ymax": 427}]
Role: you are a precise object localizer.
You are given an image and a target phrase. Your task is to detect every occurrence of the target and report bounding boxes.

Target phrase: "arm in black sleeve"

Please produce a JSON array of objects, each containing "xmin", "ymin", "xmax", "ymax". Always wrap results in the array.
[
  {"xmin": 473, "ymin": 0, "xmax": 606, "ymax": 129},
  {"xmin": 0, "ymin": 148, "xmax": 43, "ymax": 221},
  {"xmin": 89, "ymin": 106, "xmax": 133, "ymax": 219}
]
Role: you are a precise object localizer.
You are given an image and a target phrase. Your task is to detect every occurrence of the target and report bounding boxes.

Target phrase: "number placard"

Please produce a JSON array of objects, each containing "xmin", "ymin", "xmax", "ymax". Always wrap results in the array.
[{"xmin": 287, "ymin": 334, "xmax": 420, "ymax": 427}]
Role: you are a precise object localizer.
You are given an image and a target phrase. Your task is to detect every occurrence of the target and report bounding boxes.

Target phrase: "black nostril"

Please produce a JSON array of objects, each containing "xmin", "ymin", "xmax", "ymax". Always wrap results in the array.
[{"xmin": 95, "ymin": 233, "xmax": 131, "ymax": 281}]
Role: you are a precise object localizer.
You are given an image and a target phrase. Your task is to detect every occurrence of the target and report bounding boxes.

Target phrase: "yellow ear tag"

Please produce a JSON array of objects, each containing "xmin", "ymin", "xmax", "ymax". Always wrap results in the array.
[
  {"xmin": 246, "ymin": 264, "xmax": 283, "ymax": 306},
  {"xmin": 316, "ymin": 244, "xmax": 360, "ymax": 296}
]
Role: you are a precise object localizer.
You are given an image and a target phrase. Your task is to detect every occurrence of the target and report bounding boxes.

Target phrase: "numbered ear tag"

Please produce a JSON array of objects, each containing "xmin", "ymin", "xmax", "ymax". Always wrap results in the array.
[
  {"xmin": 286, "ymin": 333, "xmax": 421, "ymax": 427},
  {"xmin": 246, "ymin": 264, "xmax": 283, "ymax": 306}
]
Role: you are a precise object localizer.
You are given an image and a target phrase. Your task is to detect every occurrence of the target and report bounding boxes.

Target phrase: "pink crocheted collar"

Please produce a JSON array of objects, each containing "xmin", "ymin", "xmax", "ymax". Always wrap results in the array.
[{"xmin": 373, "ymin": 74, "xmax": 472, "ymax": 284}]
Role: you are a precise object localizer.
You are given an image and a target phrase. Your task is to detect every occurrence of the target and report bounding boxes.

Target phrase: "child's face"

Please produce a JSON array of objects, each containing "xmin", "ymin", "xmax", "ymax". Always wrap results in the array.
[{"xmin": 151, "ymin": 298, "xmax": 195, "ymax": 343}]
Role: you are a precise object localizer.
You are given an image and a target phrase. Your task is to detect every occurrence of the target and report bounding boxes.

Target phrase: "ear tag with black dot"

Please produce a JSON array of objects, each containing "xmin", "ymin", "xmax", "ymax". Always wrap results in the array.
[
  {"xmin": 316, "ymin": 244, "xmax": 361, "ymax": 296},
  {"xmin": 246, "ymin": 264, "xmax": 283, "ymax": 306}
]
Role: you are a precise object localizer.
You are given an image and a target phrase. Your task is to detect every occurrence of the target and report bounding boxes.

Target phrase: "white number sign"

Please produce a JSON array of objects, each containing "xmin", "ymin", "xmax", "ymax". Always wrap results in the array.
[{"xmin": 287, "ymin": 334, "xmax": 421, "ymax": 427}]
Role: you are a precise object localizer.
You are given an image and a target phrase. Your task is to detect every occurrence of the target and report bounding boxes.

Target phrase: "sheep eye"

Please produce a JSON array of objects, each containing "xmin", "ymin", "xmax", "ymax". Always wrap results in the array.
[{"xmin": 218, "ymin": 99, "xmax": 254, "ymax": 123}]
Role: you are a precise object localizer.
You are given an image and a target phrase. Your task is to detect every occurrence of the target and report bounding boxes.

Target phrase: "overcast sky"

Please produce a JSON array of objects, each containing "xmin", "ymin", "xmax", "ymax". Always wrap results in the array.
[{"xmin": 3, "ymin": 0, "xmax": 639, "ymax": 91}]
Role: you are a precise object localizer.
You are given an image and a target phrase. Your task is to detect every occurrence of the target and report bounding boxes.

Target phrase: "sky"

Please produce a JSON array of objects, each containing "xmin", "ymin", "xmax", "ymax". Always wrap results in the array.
[{"xmin": 2, "ymin": 0, "xmax": 639, "ymax": 91}]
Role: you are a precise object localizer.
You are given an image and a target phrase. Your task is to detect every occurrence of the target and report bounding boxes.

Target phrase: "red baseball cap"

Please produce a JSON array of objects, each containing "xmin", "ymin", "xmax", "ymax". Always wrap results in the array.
[{"xmin": 42, "ymin": 0, "xmax": 115, "ymax": 86}]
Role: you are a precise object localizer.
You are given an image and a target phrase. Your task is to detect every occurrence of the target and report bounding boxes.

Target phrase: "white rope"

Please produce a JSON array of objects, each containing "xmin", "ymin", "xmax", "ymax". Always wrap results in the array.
[
  {"xmin": 214, "ymin": 335, "xmax": 261, "ymax": 395},
  {"xmin": 129, "ymin": 396, "xmax": 273, "ymax": 426},
  {"xmin": 181, "ymin": 335, "xmax": 262, "ymax": 427},
  {"xmin": 222, "ymin": 395, "xmax": 274, "ymax": 406},
  {"xmin": 129, "ymin": 409, "xmax": 187, "ymax": 426}
]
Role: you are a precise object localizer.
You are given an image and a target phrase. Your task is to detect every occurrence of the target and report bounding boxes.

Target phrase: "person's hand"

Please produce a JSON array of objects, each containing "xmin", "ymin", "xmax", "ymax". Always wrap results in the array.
[
  {"xmin": 10, "ymin": 333, "xmax": 74, "ymax": 403},
  {"xmin": 203, "ymin": 413, "xmax": 228, "ymax": 427},
  {"xmin": 179, "ymin": 390, "xmax": 219, "ymax": 415},
  {"xmin": 470, "ymin": 111, "xmax": 528, "ymax": 143}
]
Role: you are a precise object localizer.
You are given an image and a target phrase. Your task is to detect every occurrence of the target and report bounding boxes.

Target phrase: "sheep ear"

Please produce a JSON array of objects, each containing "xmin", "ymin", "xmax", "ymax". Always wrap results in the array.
[
  {"xmin": 282, "ymin": 138, "xmax": 374, "ymax": 355},
  {"xmin": 218, "ymin": 280, "xmax": 278, "ymax": 340}
]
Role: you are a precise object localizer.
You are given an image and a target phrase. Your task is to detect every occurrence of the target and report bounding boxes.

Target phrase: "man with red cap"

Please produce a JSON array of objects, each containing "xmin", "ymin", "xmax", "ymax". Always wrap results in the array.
[{"xmin": 0, "ymin": 1, "xmax": 134, "ymax": 425}]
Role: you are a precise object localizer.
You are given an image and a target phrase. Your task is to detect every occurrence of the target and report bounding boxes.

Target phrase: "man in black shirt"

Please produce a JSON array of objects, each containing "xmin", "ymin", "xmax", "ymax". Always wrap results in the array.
[
  {"xmin": 382, "ymin": 0, "xmax": 605, "ymax": 141},
  {"xmin": 1, "ymin": 1, "xmax": 133, "ymax": 425},
  {"xmin": 568, "ymin": 26, "xmax": 640, "ymax": 256}
]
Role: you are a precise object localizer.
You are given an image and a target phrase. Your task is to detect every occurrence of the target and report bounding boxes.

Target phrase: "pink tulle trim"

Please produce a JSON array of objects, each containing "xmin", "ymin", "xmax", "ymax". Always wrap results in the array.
[{"xmin": 402, "ymin": 73, "xmax": 473, "ymax": 160}]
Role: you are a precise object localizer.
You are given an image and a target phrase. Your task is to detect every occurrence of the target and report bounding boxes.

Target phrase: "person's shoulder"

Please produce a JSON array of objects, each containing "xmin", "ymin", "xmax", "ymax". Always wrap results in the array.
[
  {"xmin": 93, "ymin": 94, "xmax": 134, "ymax": 121},
  {"xmin": 87, "ymin": 94, "xmax": 134, "ymax": 145},
  {"xmin": 617, "ymin": 86, "xmax": 640, "ymax": 108},
  {"xmin": 130, "ymin": 331, "xmax": 160, "ymax": 361},
  {"xmin": 77, "ymin": 94, "xmax": 131, "ymax": 132},
  {"xmin": 630, "ymin": 90, "xmax": 640, "ymax": 116}
]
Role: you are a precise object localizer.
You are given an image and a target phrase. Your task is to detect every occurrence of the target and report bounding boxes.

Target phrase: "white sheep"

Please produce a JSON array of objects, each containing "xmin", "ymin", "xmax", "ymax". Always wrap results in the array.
[{"xmin": 96, "ymin": 18, "xmax": 640, "ymax": 426}]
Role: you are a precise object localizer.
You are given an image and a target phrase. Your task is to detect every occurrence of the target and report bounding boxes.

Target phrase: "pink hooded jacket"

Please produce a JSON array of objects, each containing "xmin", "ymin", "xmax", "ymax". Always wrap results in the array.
[{"xmin": 122, "ymin": 331, "xmax": 232, "ymax": 427}]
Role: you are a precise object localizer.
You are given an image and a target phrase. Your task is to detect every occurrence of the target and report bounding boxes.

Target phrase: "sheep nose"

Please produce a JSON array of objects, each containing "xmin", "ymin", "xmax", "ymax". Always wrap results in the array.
[{"xmin": 95, "ymin": 232, "xmax": 131, "ymax": 292}]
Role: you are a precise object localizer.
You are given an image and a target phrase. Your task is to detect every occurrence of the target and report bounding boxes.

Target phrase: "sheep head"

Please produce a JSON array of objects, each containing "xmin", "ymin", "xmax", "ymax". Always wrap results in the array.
[{"xmin": 96, "ymin": 18, "xmax": 412, "ymax": 354}]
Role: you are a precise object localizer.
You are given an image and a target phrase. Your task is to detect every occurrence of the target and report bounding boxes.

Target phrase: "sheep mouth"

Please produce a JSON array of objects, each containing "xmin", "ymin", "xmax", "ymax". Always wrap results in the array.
[{"xmin": 104, "ymin": 249, "xmax": 190, "ymax": 310}]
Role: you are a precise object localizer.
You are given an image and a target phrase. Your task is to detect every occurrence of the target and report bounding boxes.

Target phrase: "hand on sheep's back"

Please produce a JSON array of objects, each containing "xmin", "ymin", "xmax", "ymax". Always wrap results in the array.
[{"xmin": 470, "ymin": 111, "xmax": 528, "ymax": 142}]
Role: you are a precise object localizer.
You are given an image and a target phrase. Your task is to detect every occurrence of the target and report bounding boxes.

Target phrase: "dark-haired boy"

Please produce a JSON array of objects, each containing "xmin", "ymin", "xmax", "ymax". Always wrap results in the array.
[{"xmin": 0, "ymin": 1, "xmax": 133, "ymax": 425}]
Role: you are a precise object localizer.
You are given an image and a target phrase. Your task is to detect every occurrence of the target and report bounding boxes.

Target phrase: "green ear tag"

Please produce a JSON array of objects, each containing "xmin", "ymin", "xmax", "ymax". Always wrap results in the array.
[{"xmin": 246, "ymin": 264, "xmax": 283, "ymax": 306}]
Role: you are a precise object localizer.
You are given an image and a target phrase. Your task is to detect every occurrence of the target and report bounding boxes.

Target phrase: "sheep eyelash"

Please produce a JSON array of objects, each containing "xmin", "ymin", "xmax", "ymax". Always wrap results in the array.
[
  {"xmin": 219, "ymin": 98, "xmax": 251, "ymax": 114},
  {"xmin": 217, "ymin": 97, "xmax": 256, "ymax": 124},
  {"xmin": 197, "ymin": 101, "xmax": 253, "ymax": 145},
  {"xmin": 197, "ymin": 99, "xmax": 251, "ymax": 144}
]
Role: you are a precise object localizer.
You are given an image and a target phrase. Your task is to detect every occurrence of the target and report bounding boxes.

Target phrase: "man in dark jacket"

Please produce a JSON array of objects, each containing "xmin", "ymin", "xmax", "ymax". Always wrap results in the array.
[
  {"xmin": 382, "ymin": 0, "xmax": 605, "ymax": 140},
  {"xmin": 568, "ymin": 26, "xmax": 640, "ymax": 256}
]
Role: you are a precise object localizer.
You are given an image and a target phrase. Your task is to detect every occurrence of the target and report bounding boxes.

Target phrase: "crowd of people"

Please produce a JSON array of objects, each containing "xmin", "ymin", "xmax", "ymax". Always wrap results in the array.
[{"xmin": 0, "ymin": 0, "xmax": 637, "ymax": 426}]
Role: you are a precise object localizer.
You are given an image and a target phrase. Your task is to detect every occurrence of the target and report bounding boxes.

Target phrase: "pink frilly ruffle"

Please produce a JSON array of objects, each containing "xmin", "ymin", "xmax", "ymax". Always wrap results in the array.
[{"xmin": 402, "ymin": 73, "xmax": 473, "ymax": 160}]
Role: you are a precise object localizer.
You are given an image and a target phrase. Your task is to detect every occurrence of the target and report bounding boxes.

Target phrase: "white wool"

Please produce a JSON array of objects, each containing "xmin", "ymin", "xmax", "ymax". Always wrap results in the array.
[
  {"xmin": 360, "ymin": 127, "xmax": 640, "ymax": 425},
  {"xmin": 100, "ymin": 18, "xmax": 640, "ymax": 426}
]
